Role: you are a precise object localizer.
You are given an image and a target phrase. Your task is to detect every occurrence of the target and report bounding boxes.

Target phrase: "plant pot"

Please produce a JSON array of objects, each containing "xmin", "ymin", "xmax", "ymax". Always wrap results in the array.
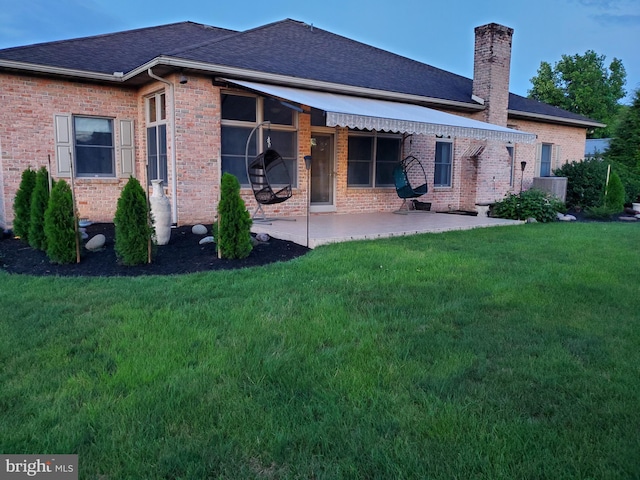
[{"xmin": 150, "ymin": 179, "xmax": 171, "ymax": 245}]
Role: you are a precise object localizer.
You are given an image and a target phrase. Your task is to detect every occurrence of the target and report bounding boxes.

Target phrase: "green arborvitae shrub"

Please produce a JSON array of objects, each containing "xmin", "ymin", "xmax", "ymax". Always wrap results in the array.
[
  {"xmin": 554, "ymin": 158, "xmax": 608, "ymax": 210},
  {"xmin": 114, "ymin": 176, "xmax": 152, "ymax": 266},
  {"xmin": 604, "ymin": 171, "xmax": 625, "ymax": 212},
  {"xmin": 28, "ymin": 166, "xmax": 51, "ymax": 251},
  {"xmin": 12, "ymin": 168, "xmax": 37, "ymax": 242},
  {"xmin": 217, "ymin": 173, "xmax": 252, "ymax": 259},
  {"xmin": 44, "ymin": 179, "xmax": 77, "ymax": 264},
  {"xmin": 491, "ymin": 188, "xmax": 565, "ymax": 223}
]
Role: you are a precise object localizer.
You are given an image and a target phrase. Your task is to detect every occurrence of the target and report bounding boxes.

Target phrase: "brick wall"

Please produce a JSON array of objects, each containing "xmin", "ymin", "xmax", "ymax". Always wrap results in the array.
[
  {"xmin": 0, "ymin": 73, "xmax": 138, "ymax": 227},
  {"xmin": 0, "ymin": 70, "xmax": 588, "ymax": 228}
]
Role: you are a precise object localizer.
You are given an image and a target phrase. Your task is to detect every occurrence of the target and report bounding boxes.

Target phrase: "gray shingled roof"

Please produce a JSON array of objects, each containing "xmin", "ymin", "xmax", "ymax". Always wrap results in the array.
[{"xmin": 0, "ymin": 19, "xmax": 601, "ymax": 127}]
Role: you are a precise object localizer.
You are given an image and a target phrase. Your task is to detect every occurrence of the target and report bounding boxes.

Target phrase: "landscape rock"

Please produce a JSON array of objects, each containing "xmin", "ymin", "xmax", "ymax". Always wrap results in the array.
[
  {"xmin": 256, "ymin": 233, "xmax": 270, "ymax": 242},
  {"xmin": 564, "ymin": 214, "xmax": 577, "ymax": 221},
  {"xmin": 526, "ymin": 217, "xmax": 538, "ymax": 223},
  {"xmin": 198, "ymin": 236, "xmax": 215, "ymax": 245},
  {"xmin": 192, "ymin": 224, "xmax": 208, "ymax": 235},
  {"xmin": 556, "ymin": 212, "xmax": 566, "ymax": 220},
  {"xmin": 636, "ymin": 214, "xmax": 640, "ymax": 219},
  {"xmin": 85, "ymin": 234, "xmax": 106, "ymax": 251},
  {"xmin": 619, "ymin": 216, "xmax": 638, "ymax": 222}
]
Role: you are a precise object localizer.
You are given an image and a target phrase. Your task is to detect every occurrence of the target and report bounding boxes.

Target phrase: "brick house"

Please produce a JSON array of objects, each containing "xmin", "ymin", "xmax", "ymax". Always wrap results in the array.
[{"xmin": 0, "ymin": 20, "xmax": 603, "ymax": 229}]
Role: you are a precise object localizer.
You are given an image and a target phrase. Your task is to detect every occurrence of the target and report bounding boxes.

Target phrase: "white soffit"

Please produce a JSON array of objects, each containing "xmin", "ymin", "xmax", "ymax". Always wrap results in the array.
[{"xmin": 225, "ymin": 79, "xmax": 537, "ymax": 144}]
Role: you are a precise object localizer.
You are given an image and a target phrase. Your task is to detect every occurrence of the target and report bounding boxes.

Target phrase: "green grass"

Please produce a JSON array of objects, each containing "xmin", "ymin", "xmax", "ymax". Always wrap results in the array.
[{"xmin": 1, "ymin": 222, "xmax": 639, "ymax": 479}]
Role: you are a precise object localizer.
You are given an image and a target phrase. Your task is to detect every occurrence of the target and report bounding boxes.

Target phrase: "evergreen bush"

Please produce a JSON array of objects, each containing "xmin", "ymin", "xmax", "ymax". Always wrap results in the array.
[
  {"xmin": 44, "ymin": 179, "xmax": 77, "ymax": 264},
  {"xmin": 28, "ymin": 166, "xmax": 51, "ymax": 251},
  {"xmin": 114, "ymin": 177, "xmax": 152, "ymax": 266},
  {"xmin": 554, "ymin": 159, "xmax": 608, "ymax": 210},
  {"xmin": 491, "ymin": 188, "xmax": 565, "ymax": 223},
  {"xmin": 217, "ymin": 173, "xmax": 252, "ymax": 259},
  {"xmin": 13, "ymin": 168, "xmax": 37, "ymax": 242},
  {"xmin": 604, "ymin": 171, "xmax": 625, "ymax": 212}
]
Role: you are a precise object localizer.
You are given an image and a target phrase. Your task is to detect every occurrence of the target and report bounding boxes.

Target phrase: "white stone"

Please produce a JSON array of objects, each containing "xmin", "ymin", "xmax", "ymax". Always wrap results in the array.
[
  {"xmin": 635, "ymin": 214, "xmax": 640, "ymax": 219},
  {"xmin": 85, "ymin": 234, "xmax": 105, "ymax": 251},
  {"xmin": 199, "ymin": 236, "xmax": 214, "ymax": 245},
  {"xmin": 192, "ymin": 224, "xmax": 208, "ymax": 235},
  {"xmin": 564, "ymin": 214, "xmax": 577, "ymax": 221},
  {"xmin": 619, "ymin": 216, "xmax": 637, "ymax": 221},
  {"xmin": 526, "ymin": 217, "xmax": 538, "ymax": 223},
  {"xmin": 256, "ymin": 233, "xmax": 270, "ymax": 242},
  {"xmin": 556, "ymin": 212, "xmax": 566, "ymax": 220}
]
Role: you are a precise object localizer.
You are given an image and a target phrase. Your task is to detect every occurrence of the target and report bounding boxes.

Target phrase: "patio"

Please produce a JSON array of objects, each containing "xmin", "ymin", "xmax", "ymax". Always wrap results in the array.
[{"xmin": 252, "ymin": 211, "xmax": 523, "ymax": 248}]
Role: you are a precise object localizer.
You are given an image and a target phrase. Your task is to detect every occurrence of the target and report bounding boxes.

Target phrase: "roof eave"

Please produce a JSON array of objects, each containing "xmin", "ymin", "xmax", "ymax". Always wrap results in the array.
[
  {"xmin": 138, "ymin": 56, "xmax": 485, "ymax": 112},
  {"xmin": 508, "ymin": 109, "xmax": 606, "ymax": 129},
  {"xmin": 0, "ymin": 59, "xmax": 124, "ymax": 83}
]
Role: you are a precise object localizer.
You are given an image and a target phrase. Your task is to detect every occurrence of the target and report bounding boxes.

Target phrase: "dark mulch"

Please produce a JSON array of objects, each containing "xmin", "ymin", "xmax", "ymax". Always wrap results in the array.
[{"xmin": 0, "ymin": 223, "xmax": 309, "ymax": 277}]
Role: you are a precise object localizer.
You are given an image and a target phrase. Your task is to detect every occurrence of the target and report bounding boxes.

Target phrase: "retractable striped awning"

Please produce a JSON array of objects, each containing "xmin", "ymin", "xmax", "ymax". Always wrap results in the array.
[{"xmin": 224, "ymin": 79, "xmax": 537, "ymax": 144}]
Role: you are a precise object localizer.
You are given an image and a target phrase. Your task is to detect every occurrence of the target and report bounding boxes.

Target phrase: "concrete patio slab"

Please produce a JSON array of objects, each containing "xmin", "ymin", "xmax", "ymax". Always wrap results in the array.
[{"xmin": 252, "ymin": 211, "xmax": 523, "ymax": 248}]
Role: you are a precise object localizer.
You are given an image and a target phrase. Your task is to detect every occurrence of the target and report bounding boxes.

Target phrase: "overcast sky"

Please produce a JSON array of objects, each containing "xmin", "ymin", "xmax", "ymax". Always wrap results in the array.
[{"xmin": 1, "ymin": 0, "xmax": 638, "ymax": 102}]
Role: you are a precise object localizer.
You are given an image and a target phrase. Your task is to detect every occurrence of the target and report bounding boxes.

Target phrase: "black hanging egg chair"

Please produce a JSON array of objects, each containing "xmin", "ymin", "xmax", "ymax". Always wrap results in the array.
[
  {"xmin": 393, "ymin": 155, "xmax": 428, "ymax": 213},
  {"xmin": 245, "ymin": 122, "xmax": 295, "ymax": 222}
]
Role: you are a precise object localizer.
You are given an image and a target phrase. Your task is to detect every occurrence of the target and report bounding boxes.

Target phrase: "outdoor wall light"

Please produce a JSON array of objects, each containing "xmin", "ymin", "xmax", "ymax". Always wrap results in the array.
[
  {"xmin": 520, "ymin": 161, "xmax": 527, "ymax": 171},
  {"xmin": 179, "ymin": 73, "xmax": 188, "ymax": 84}
]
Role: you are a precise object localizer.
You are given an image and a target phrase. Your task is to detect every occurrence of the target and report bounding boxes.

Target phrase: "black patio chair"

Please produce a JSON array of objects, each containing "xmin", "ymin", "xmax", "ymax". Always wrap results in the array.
[{"xmin": 393, "ymin": 155, "xmax": 428, "ymax": 213}]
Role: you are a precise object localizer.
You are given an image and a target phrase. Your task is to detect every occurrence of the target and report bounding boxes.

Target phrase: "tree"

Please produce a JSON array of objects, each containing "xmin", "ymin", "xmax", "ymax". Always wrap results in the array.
[
  {"xmin": 605, "ymin": 89, "xmax": 640, "ymax": 171},
  {"xmin": 114, "ymin": 177, "xmax": 152, "ymax": 266},
  {"xmin": 217, "ymin": 173, "xmax": 252, "ymax": 259},
  {"xmin": 44, "ymin": 179, "xmax": 77, "ymax": 264},
  {"xmin": 13, "ymin": 168, "xmax": 37, "ymax": 242},
  {"xmin": 528, "ymin": 50, "xmax": 627, "ymax": 138},
  {"xmin": 28, "ymin": 166, "xmax": 51, "ymax": 251}
]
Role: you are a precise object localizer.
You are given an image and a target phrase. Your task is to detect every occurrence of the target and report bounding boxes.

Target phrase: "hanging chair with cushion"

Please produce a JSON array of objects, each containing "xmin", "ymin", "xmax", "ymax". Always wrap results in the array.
[
  {"xmin": 393, "ymin": 155, "xmax": 428, "ymax": 213},
  {"xmin": 244, "ymin": 121, "xmax": 295, "ymax": 222},
  {"xmin": 248, "ymin": 149, "xmax": 293, "ymax": 206}
]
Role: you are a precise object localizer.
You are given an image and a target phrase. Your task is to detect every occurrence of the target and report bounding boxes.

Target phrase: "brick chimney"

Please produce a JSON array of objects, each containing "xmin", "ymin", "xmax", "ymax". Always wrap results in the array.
[{"xmin": 472, "ymin": 23, "xmax": 513, "ymax": 127}]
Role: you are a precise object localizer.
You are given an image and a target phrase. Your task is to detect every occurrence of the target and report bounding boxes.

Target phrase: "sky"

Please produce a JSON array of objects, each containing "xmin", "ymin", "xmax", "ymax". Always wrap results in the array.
[{"xmin": 0, "ymin": 0, "xmax": 638, "ymax": 103}]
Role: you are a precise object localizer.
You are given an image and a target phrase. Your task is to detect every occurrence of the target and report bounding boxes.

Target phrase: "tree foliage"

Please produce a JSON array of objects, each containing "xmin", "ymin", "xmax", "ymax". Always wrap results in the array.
[
  {"xmin": 605, "ymin": 88, "xmax": 640, "ymax": 171},
  {"xmin": 604, "ymin": 171, "xmax": 625, "ymax": 213},
  {"xmin": 114, "ymin": 176, "xmax": 152, "ymax": 266},
  {"xmin": 44, "ymin": 179, "xmax": 77, "ymax": 264},
  {"xmin": 13, "ymin": 168, "xmax": 37, "ymax": 242},
  {"xmin": 528, "ymin": 50, "xmax": 626, "ymax": 138},
  {"xmin": 28, "ymin": 166, "xmax": 51, "ymax": 251},
  {"xmin": 217, "ymin": 173, "xmax": 252, "ymax": 259}
]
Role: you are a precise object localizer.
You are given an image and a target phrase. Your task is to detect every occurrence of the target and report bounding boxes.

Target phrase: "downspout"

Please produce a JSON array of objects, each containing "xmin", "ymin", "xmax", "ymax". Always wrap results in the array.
[{"xmin": 147, "ymin": 68, "xmax": 178, "ymax": 226}]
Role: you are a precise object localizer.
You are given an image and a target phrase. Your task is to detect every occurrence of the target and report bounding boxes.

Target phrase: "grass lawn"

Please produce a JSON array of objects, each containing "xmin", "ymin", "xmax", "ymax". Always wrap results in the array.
[{"xmin": 1, "ymin": 222, "xmax": 639, "ymax": 479}]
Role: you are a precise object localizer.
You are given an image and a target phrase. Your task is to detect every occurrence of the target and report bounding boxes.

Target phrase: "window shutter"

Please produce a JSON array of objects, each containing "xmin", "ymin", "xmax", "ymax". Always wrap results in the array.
[
  {"xmin": 54, "ymin": 114, "xmax": 72, "ymax": 177},
  {"xmin": 119, "ymin": 119, "xmax": 135, "ymax": 177},
  {"xmin": 534, "ymin": 143, "xmax": 542, "ymax": 176},
  {"xmin": 553, "ymin": 145, "xmax": 562, "ymax": 172}
]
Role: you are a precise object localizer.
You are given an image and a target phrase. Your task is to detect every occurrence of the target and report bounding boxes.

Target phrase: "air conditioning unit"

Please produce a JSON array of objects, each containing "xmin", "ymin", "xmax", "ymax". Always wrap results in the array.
[{"xmin": 532, "ymin": 177, "xmax": 567, "ymax": 202}]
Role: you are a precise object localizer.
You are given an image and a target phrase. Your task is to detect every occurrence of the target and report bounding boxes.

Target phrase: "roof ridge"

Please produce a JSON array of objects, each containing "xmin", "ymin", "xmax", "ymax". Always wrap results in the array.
[{"xmin": 166, "ymin": 18, "xmax": 301, "ymax": 57}]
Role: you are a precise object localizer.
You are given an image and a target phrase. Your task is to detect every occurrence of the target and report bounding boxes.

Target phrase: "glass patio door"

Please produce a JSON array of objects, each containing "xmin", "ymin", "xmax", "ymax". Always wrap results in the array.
[{"xmin": 310, "ymin": 134, "xmax": 335, "ymax": 211}]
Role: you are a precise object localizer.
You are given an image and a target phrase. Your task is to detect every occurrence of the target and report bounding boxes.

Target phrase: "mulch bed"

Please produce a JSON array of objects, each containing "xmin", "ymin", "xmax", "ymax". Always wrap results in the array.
[{"xmin": 0, "ymin": 223, "xmax": 309, "ymax": 277}]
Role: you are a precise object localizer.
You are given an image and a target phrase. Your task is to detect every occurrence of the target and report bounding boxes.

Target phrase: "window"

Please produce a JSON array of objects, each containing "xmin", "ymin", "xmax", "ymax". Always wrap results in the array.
[
  {"xmin": 507, "ymin": 145, "xmax": 515, "ymax": 187},
  {"xmin": 146, "ymin": 92, "xmax": 168, "ymax": 183},
  {"xmin": 540, "ymin": 143, "xmax": 552, "ymax": 177},
  {"xmin": 347, "ymin": 132, "xmax": 400, "ymax": 187},
  {"xmin": 221, "ymin": 93, "xmax": 297, "ymax": 186},
  {"xmin": 434, "ymin": 140, "xmax": 453, "ymax": 187},
  {"xmin": 73, "ymin": 116, "xmax": 115, "ymax": 177}
]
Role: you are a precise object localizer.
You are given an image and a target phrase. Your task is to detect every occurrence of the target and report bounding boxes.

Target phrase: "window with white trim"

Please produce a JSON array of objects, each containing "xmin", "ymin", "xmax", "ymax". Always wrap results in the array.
[
  {"xmin": 507, "ymin": 145, "xmax": 515, "ymax": 187},
  {"xmin": 73, "ymin": 116, "xmax": 115, "ymax": 177},
  {"xmin": 347, "ymin": 132, "xmax": 400, "ymax": 187},
  {"xmin": 434, "ymin": 140, "xmax": 453, "ymax": 187},
  {"xmin": 146, "ymin": 92, "xmax": 168, "ymax": 184},
  {"xmin": 221, "ymin": 92, "xmax": 298, "ymax": 186},
  {"xmin": 540, "ymin": 143, "xmax": 553, "ymax": 177}
]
